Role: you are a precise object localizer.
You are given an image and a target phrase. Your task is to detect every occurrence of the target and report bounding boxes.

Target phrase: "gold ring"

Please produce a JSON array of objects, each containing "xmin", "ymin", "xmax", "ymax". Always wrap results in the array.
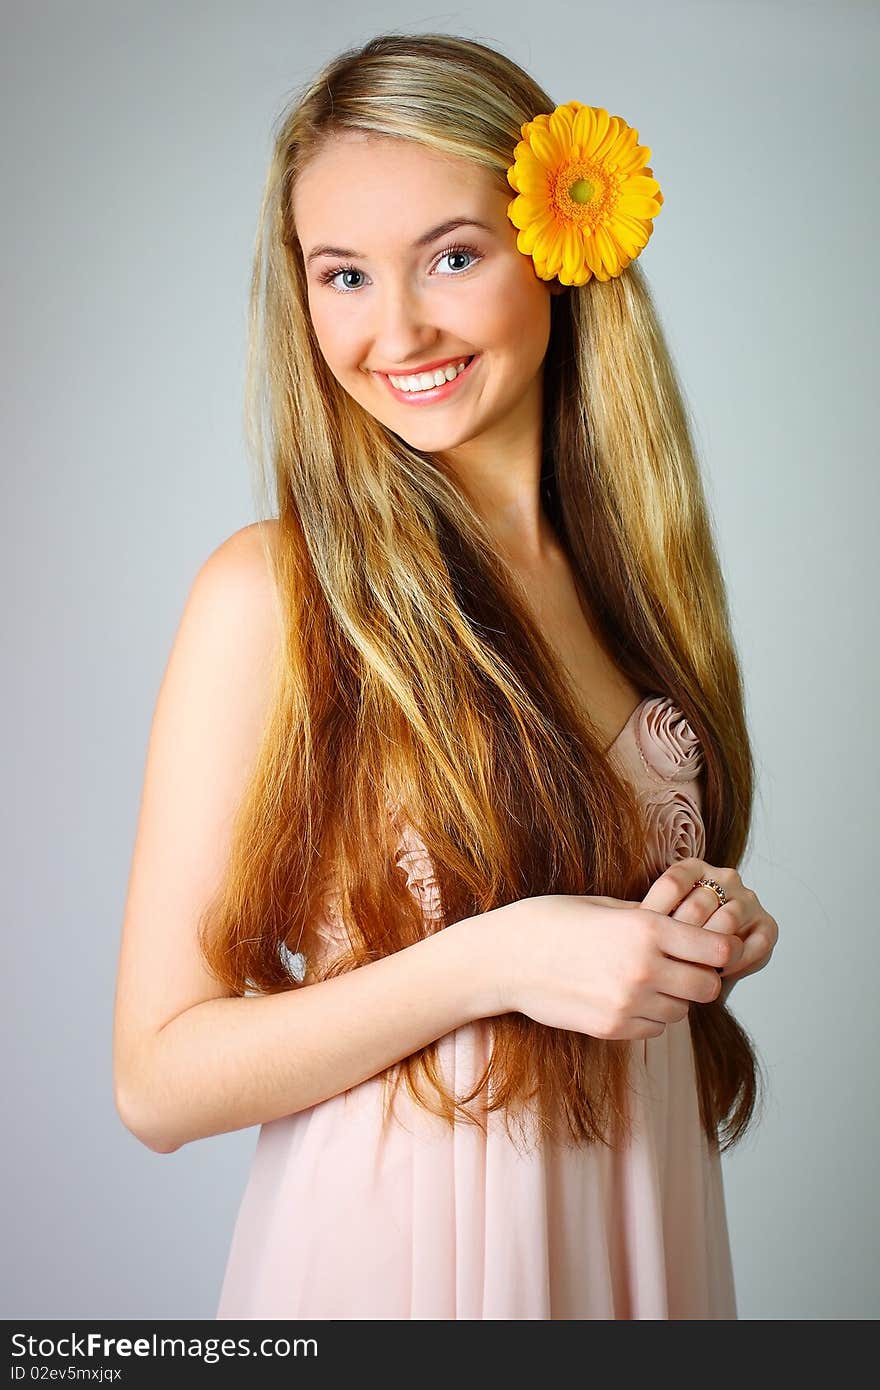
[{"xmin": 694, "ymin": 876, "xmax": 728, "ymax": 907}]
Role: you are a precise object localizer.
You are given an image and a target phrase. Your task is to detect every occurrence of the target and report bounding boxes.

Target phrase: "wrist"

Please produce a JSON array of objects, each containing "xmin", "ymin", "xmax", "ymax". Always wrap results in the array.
[
  {"xmin": 444, "ymin": 904, "xmax": 523, "ymax": 1021},
  {"xmin": 456, "ymin": 900, "xmax": 530, "ymax": 1019}
]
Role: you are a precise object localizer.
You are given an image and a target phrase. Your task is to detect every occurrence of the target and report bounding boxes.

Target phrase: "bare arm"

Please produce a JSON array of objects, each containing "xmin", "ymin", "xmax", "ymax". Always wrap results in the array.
[
  {"xmin": 127, "ymin": 915, "xmax": 500, "ymax": 1152},
  {"xmin": 112, "ymin": 522, "xmax": 502, "ymax": 1154}
]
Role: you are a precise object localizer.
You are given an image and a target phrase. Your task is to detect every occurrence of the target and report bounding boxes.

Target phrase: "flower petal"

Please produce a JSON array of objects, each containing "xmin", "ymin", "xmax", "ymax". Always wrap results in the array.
[
  {"xmin": 617, "ymin": 192, "xmax": 663, "ymax": 219},
  {"xmin": 594, "ymin": 223, "xmax": 621, "ymax": 277},
  {"xmin": 560, "ymin": 223, "xmax": 587, "ymax": 281},
  {"xmin": 606, "ymin": 124, "xmax": 639, "ymax": 169},
  {"xmin": 595, "ymin": 114, "xmax": 624, "ymax": 162},
  {"xmin": 548, "ymin": 104, "xmax": 576, "ymax": 149},
  {"xmin": 529, "ymin": 119, "xmax": 566, "ymax": 169},
  {"xmin": 534, "ymin": 221, "xmax": 565, "ymax": 274},
  {"xmin": 585, "ymin": 106, "xmax": 611, "ymax": 157},
  {"xmin": 508, "ymin": 192, "xmax": 550, "ymax": 231},
  {"xmin": 509, "ymin": 148, "xmax": 550, "ymax": 194},
  {"xmin": 621, "ymin": 173, "xmax": 662, "ymax": 200},
  {"xmin": 582, "ymin": 232, "xmax": 605, "ymax": 278},
  {"xmin": 517, "ymin": 210, "xmax": 556, "ymax": 254},
  {"xmin": 572, "ymin": 105, "xmax": 597, "ymax": 150},
  {"xmin": 557, "ymin": 254, "xmax": 589, "ymax": 286},
  {"xmin": 614, "ymin": 211, "xmax": 652, "ymax": 245},
  {"xmin": 608, "ymin": 219, "xmax": 643, "ymax": 259},
  {"xmin": 616, "ymin": 143, "xmax": 652, "ymax": 176}
]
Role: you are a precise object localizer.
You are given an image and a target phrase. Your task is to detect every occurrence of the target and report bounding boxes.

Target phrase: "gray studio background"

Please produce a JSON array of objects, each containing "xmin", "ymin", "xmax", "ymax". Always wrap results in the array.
[{"xmin": 4, "ymin": 0, "xmax": 877, "ymax": 1320}]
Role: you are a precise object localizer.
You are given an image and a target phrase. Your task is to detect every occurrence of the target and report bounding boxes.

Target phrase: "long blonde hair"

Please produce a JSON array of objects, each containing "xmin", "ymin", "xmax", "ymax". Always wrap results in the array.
[{"xmin": 199, "ymin": 31, "xmax": 765, "ymax": 1155}]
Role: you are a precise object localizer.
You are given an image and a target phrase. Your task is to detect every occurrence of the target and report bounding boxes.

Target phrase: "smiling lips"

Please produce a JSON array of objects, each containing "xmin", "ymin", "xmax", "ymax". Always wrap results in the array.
[{"xmin": 379, "ymin": 354, "xmax": 479, "ymax": 405}]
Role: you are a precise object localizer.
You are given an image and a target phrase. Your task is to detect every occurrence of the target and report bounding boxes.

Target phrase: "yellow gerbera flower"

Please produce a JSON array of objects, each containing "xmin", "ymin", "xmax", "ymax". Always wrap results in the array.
[{"xmin": 506, "ymin": 101, "xmax": 663, "ymax": 286}]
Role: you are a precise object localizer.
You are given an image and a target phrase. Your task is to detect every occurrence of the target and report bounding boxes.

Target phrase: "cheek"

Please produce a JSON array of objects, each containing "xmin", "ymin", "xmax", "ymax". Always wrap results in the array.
[
  {"xmin": 480, "ymin": 256, "xmax": 550, "ymax": 335},
  {"xmin": 308, "ymin": 305, "xmax": 358, "ymax": 373},
  {"xmin": 490, "ymin": 277, "xmax": 552, "ymax": 368}
]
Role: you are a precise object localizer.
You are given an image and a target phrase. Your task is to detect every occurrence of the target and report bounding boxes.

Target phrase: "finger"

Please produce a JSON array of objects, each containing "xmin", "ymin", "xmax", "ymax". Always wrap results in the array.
[
  {"xmin": 643, "ymin": 860, "xmax": 742, "ymax": 929},
  {"xmin": 654, "ymin": 915, "xmax": 743, "ymax": 971},
  {"xmin": 679, "ymin": 898, "xmax": 746, "ymax": 936},
  {"xmin": 657, "ymin": 954, "xmax": 738, "ymax": 1002},
  {"xmin": 646, "ymin": 991, "xmax": 694, "ymax": 1023},
  {"xmin": 640, "ymin": 858, "xmax": 718, "ymax": 914},
  {"xmin": 721, "ymin": 924, "xmax": 773, "ymax": 978}
]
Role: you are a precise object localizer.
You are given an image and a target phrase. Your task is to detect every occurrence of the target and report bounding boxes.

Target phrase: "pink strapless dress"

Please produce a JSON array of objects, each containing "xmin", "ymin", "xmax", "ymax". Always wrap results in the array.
[{"xmin": 216, "ymin": 695, "xmax": 737, "ymax": 1320}]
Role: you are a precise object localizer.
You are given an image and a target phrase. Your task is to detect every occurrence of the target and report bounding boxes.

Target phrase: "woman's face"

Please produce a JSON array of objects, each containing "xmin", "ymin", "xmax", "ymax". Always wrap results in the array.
[{"xmin": 292, "ymin": 131, "xmax": 559, "ymax": 461}]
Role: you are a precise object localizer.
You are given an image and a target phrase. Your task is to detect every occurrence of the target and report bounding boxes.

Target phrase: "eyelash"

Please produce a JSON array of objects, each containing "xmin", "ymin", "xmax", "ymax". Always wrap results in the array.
[{"xmin": 317, "ymin": 243, "xmax": 483, "ymax": 294}]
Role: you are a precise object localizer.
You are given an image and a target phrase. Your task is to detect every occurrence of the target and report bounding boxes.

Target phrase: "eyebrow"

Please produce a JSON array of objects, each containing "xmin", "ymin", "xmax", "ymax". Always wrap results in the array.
[{"xmin": 304, "ymin": 217, "xmax": 494, "ymax": 266}]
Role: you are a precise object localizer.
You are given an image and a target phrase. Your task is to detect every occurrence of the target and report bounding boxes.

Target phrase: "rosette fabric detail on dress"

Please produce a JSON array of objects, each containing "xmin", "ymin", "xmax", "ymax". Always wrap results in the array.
[
  {"xmin": 393, "ymin": 819, "xmax": 445, "ymax": 927},
  {"xmin": 609, "ymin": 693, "xmax": 707, "ymax": 880},
  {"xmin": 639, "ymin": 782, "xmax": 706, "ymax": 881},
  {"xmin": 633, "ymin": 695, "xmax": 704, "ymax": 783}
]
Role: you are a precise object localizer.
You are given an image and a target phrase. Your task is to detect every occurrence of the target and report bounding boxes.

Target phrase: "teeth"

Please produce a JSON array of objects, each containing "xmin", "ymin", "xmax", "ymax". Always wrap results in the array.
[{"xmin": 388, "ymin": 358, "xmax": 471, "ymax": 392}]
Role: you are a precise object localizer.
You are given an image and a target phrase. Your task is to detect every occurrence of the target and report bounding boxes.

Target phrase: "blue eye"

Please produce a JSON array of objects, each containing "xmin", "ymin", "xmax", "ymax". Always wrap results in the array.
[
  {"xmin": 320, "ymin": 267, "xmax": 366, "ymax": 292},
  {"xmin": 434, "ymin": 246, "xmax": 478, "ymax": 275},
  {"xmin": 317, "ymin": 243, "xmax": 482, "ymax": 294}
]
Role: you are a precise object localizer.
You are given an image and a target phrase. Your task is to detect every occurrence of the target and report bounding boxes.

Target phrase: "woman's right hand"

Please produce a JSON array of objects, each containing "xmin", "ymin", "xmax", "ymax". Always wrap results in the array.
[{"xmin": 485, "ymin": 894, "xmax": 745, "ymax": 1040}]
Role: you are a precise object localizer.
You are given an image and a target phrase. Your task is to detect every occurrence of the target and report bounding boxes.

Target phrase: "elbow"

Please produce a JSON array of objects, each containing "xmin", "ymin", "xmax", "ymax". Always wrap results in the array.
[{"xmin": 113, "ymin": 1074, "xmax": 183, "ymax": 1155}]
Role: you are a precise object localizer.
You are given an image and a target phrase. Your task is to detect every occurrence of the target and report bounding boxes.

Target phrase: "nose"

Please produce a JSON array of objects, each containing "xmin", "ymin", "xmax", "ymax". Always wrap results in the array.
[{"xmin": 369, "ymin": 278, "xmax": 441, "ymax": 368}]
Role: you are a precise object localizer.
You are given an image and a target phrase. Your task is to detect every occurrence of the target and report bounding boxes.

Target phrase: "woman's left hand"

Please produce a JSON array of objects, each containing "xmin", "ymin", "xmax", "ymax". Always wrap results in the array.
[{"xmin": 639, "ymin": 857, "xmax": 779, "ymax": 1005}]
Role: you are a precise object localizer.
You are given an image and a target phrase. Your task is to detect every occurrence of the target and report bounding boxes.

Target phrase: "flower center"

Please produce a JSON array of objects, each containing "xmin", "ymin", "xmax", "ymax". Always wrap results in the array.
[
  {"xmin": 554, "ymin": 158, "xmax": 621, "ymax": 229},
  {"xmin": 568, "ymin": 178, "xmax": 595, "ymax": 204}
]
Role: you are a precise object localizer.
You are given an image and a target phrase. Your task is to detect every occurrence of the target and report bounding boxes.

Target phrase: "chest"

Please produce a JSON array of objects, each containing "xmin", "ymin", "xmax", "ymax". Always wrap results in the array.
[{"xmin": 514, "ymin": 557, "xmax": 642, "ymax": 752}]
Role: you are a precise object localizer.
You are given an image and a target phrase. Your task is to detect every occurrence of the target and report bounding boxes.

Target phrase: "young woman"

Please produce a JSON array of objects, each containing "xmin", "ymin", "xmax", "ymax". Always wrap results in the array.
[{"xmin": 113, "ymin": 32, "xmax": 779, "ymax": 1320}]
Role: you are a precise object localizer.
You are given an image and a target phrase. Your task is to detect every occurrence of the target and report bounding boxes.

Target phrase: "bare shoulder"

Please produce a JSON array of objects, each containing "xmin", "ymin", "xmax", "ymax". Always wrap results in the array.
[
  {"xmin": 205, "ymin": 516, "xmax": 279, "ymax": 567},
  {"xmin": 199, "ymin": 519, "xmax": 282, "ymax": 628},
  {"xmin": 162, "ymin": 521, "xmax": 284, "ymax": 723},
  {"xmin": 179, "ymin": 518, "xmax": 287, "ymax": 736}
]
